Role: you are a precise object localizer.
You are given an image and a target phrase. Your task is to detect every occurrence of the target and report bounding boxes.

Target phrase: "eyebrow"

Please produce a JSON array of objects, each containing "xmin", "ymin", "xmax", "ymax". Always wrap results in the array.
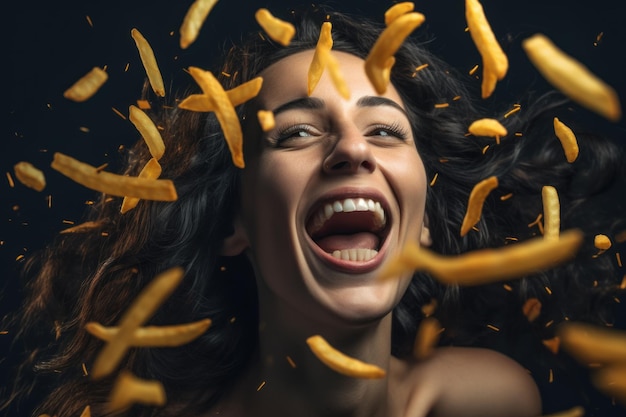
[{"xmin": 271, "ymin": 95, "xmax": 408, "ymax": 118}]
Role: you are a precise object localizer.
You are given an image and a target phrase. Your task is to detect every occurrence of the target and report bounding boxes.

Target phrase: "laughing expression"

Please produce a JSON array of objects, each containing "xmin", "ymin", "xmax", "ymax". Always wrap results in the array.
[{"xmin": 238, "ymin": 50, "xmax": 429, "ymax": 324}]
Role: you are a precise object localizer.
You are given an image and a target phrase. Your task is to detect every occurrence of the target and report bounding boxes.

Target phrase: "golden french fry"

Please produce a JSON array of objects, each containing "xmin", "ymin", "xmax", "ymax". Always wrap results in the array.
[
  {"xmin": 308, "ymin": 21, "xmax": 333, "ymax": 96},
  {"xmin": 413, "ymin": 316, "xmax": 442, "ymax": 360},
  {"xmin": 59, "ymin": 220, "xmax": 103, "ymax": 234},
  {"xmin": 51, "ymin": 153, "xmax": 177, "ymax": 201},
  {"xmin": 257, "ymin": 110, "xmax": 275, "ymax": 132},
  {"xmin": 131, "ymin": 28, "xmax": 165, "ymax": 97},
  {"xmin": 522, "ymin": 298, "xmax": 542, "ymax": 322},
  {"xmin": 384, "ymin": 2, "xmax": 415, "ymax": 26},
  {"xmin": 85, "ymin": 318, "xmax": 211, "ymax": 347},
  {"xmin": 179, "ymin": 77, "xmax": 263, "ymax": 111},
  {"xmin": 255, "ymin": 8, "xmax": 296, "ymax": 46},
  {"xmin": 14, "ymin": 161, "xmax": 46, "ymax": 191},
  {"xmin": 468, "ymin": 118, "xmax": 507, "ymax": 138},
  {"xmin": 523, "ymin": 34, "xmax": 621, "ymax": 122},
  {"xmin": 553, "ymin": 117, "xmax": 579, "ymax": 163},
  {"xmin": 460, "ymin": 176, "xmax": 498, "ymax": 237},
  {"xmin": 541, "ymin": 406, "xmax": 585, "ymax": 417},
  {"xmin": 63, "ymin": 67, "xmax": 108, "ymax": 102},
  {"xmin": 79, "ymin": 405, "xmax": 91, "ymax": 417},
  {"xmin": 91, "ymin": 267, "xmax": 184, "ymax": 379},
  {"xmin": 129, "ymin": 105, "xmax": 165, "ymax": 160},
  {"xmin": 465, "ymin": 0, "xmax": 508, "ymax": 98},
  {"xmin": 380, "ymin": 229, "xmax": 583, "ymax": 285},
  {"xmin": 321, "ymin": 48, "xmax": 350, "ymax": 100},
  {"xmin": 558, "ymin": 322, "xmax": 626, "ymax": 366},
  {"xmin": 306, "ymin": 335, "xmax": 386, "ymax": 379},
  {"xmin": 108, "ymin": 371, "xmax": 166, "ymax": 412},
  {"xmin": 120, "ymin": 158, "xmax": 163, "ymax": 213},
  {"xmin": 594, "ymin": 234, "xmax": 612, "ymax": 250},
  {"xmin": 179, "ymin": 0, "xmax": 219, "ymax": 49},
  {"xmin": 542, "ymin": 337, "xmax": 561, "ymax": 355},
  {"xmin": 593, "ymin": 365, "xmax": 626, "ymax": 405},
  {"xmin": 365, "ymin": 12, "xmax": 425, "ymax": 94},
  {"xmin": 186, "ymin": 67, "xmax": 244, "ymax": 168},
  {"xmin": 542, "ymin": 185, "xmax": 560, "ymax": 241}
]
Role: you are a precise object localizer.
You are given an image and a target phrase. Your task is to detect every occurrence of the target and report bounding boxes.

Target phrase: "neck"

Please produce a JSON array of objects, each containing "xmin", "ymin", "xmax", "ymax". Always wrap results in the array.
[{"xmin": 235, "ymin": 287, "xmax": 396, "ymax": 417}]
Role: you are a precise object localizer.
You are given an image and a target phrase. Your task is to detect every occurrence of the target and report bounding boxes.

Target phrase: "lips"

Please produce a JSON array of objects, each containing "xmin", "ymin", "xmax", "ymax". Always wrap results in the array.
[{"xmin": 305, "ymin": 195, "xmax": 389, "ymax": 266}]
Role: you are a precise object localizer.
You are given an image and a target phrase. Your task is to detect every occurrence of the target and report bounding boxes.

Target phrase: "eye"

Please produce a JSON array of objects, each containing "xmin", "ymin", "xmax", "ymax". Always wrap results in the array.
[
  {"xmin": 367, "ymin": 123, "xmax": 410, "ymax": 140},
  {"xmin": 271, "ymin": 124, "xmax": 319, "ymax": 147}
]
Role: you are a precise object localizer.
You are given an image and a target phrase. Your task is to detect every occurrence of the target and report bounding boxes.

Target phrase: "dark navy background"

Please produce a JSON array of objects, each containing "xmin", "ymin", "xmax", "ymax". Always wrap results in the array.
[{"xmin": 3, "ymin": 1, "xmax": 626, "ymax": 416}]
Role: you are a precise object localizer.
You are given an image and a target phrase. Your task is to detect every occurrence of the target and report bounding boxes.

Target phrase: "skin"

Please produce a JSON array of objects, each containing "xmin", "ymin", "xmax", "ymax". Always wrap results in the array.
[{"xmin": 217, "ymin": 50, "xmax": 541, "ymax": 417}]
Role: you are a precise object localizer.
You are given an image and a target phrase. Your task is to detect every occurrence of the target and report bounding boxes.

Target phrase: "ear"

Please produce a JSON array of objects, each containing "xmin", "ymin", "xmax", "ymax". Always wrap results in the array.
[
  {"xmin": 221, "ymin": 216, "xmax": 250, "ymax": 256},
  {"xmin": 419, "ymin": 215, "xmax": 432, "ymax": 247}
]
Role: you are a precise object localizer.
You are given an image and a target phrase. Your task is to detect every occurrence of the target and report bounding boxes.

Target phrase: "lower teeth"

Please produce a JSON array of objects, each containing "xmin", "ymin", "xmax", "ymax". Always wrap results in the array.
[{"xmin": 331, "ymin": 248, "xmax": 378, "ymax": 262}]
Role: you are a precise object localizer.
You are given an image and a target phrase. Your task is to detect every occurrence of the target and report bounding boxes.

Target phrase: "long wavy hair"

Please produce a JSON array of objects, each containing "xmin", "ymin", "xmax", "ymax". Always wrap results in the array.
[{"xmin": 3, "ymin": 5, "xmax": 624, "ymax": 417}]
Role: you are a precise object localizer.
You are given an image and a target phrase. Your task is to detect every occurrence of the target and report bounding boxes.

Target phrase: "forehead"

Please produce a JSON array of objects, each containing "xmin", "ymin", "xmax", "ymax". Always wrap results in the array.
[{"xmin": 256, "ymin": 49, "xmax": 406, "ymax": 109}]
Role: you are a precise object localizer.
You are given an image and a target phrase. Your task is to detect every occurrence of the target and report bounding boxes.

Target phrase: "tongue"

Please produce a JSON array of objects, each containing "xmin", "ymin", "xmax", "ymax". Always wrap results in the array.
[{"xmin": 315, "ymin": 232, "xmax": 380, "ymax": 253}]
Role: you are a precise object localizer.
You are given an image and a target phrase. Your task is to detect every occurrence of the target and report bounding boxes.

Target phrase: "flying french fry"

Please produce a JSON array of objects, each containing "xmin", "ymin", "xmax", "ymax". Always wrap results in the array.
[
  {"xmin": 308, "ymin": 21, "xmax": 333, "ymax": 96},
  {"xmin": 91, "ymin": 267, "xmax": 184, "ymax": 379},
  {"xmin": 557, "ymin": 322, "xmax": 626, "ymax": 366},
  {"xmin": 384, "ymin": 2, "xmax": 415, "ymax": 26},
  {"xmin": 460, "ymin": 176, "xmax": 498, "ymax": 237},
  {"xmin": 131, "ymin": 28, "xmax": 165, "ymax": 97},
  {"xmin": 63, "ymin": 67, "xmax": 108, "ymax": 102},
  {"xmin": 255, "ymin": 8, "xmax": 295, "ymax": 46},
  {"xmin": 306, "ymin": 335, "xmax": 386, "ymax": 379},
  {"xmin": 413, "ymin": 317, "xmax": 442, "ymax": 360},
  {"xmin": 51, "ymin": 153, "xmax": 177, "ymax": 201},
  {"xmin": 468, "ymin": 118, "xmax": 507, "ymax": 138},
  {"xmin": 108, "ymin": 371, "xmax": 166, "ymax": 412},
  {"xmin": 179, "ymin": 0, "xmax": 219, "ymax": 49},
  {"xmin": 120, "ymin": 158, "xmax": 163, "ymax": 213},
  {"xmin": 14, "ymin": 161, "xmax": 46, "ymax": 191},
  {"xmin": 321, "ymin": 48, "xmax": 350, "ymax": 99},
  {"xmin": 542, "ymin": 186, "xmax": 560, "ymax": 241},
  {"xmin": 178, "ymin": 77, "xmax": 263, "ymax": 112},
  {"xmin": 593, "ymin": 365, "xmax": 626, "ymax": 405},
  {"xmin": 594, "ymin": 234, "xmax": 612, "ymax": 250},
  {"xmin": 59, "ymin": 221, "xmax": 103, "ymax": 234},
  {"xmin": 523, "ymin": 34, "xmax": 621, "ymax": 122},
  {"xmin": 129, "ymin": 105, "xmax": 166, "ymax": 160},
  {"xmin": 540, "ymin": 407, "xmax": 585, "ymax": 417},
  {"xmin": 380, "ymin": 229, "xmax": 583, "ymax": 285},
  {"xmin": 257, "ymin": 110, "xmax": 275, "ymax": 132},
  {"xmin": 522, "ymin": 298, "xmax": 542, "ymax": 322},
  {"xmin": 553, "ymin": 117, "xmax": 579, "ymax": 163},
  {"xmin": 365, "ymin": 12, "xmax": 425, "ymax": 94}
]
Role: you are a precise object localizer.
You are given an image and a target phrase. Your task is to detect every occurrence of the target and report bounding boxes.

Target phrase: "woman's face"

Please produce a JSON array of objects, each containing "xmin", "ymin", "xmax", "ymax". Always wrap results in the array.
[{"xmin": 238, "ymin": 49, "xmax": 429, "ymax": 325}]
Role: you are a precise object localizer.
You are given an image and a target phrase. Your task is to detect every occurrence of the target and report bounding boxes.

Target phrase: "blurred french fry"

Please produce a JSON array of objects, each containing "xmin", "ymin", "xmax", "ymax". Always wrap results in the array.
[
  {"xmin": 257, "ymin": 110, "xmax": 275, "ymax": 132},
  {"xmin": 91, "ymin": 267, "xmax": 184, "ymax": 379},
  {"xmin": 558, "ymin": 322, "xmax": 626, "ymax": 366},
  {"xmin": 51, "ymin": 153, "xmax": 177, "ymax": 201},
  {"xmin": 553, "ymin": 118, "xmax": 579, "ymax": 163},
  {"xmin": 541, "ymin": 407, "xmax": 585, "ymax": 417},
  {"xmin": 308, "ymin": 21, "xmax": 333, "ymax": 96},
  {"xmin": 179, "ymin": 77, "xmax": 263, "ymax": 112},
  {"xmin": 85, "ymin": 318, "xmax": 211, "ymax": 347},
  {"xmin": 413, "ymin": 316, "xmax": 442, "ymax": 360},
  {"xmin": 593, "ymin": 365, "xmax": 626, "ymax": 406},
  {"xmin": 129, "ymin": 105, "xmax": 165, "ymax": 160},
  {"xmin": 59, "ymin": 220, "xmax": 103, "ymax": 234},
  {"xmin": 460, "ymin": 176, "xmax": 498, "ymax": 237},
  {"xmin": 523, "ymin": 34, "xmax": 621, "ymax": 122},
  {"xmin": 179, "ymin": 0, "xmax": 219, "ymax": 49},
  {"xmin": 120, "ymin": 158, "xmax": 163, "ymax": 213},
  {"xmin": 384, "ymin": 2, "xmax": 415, "ymax": 26},
  {"xmin": 306, "ymin": 335, "xmax": 385, "ymax": 379},
  {"xmin": 380, "ymin": 229, "xmax": 583, "ymax": 285},
  {"xmin": 255, "ymin": 8, "xmax": 295, "ymax": 46},
  {"xmin": 14, "ymin": 161, "xmax": 46, "ymax": 191},
  {"xmin": 108, "ymin": 371, "xmax": 166, "ymax": 412},
  {"xmin": 63, "ymin": 67, "xmax": 108, "ymax": 102},
  {"xmin": 365, "ymin": 12, "xmax": 425, "ymax": 94},
  {"xmin": 594, "ymin": 234, "xmax": 612, "ymax": 250},
  {"xmin": 79, "ymin": 405, "xmax": 91, "ymax": 417},
  {"xmin": 131, "ymin": 28, "xmax": 165, "ymax": 97},
  {"xmin": 522, "ymin": 298, "xmax": 542, "ymax": 322}
]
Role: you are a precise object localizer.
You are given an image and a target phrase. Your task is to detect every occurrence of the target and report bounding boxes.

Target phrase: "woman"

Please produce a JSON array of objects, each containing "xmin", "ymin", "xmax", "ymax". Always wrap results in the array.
[{"xmin": 3, "ymin": 5, "xmax": 623, "ymax": 417}]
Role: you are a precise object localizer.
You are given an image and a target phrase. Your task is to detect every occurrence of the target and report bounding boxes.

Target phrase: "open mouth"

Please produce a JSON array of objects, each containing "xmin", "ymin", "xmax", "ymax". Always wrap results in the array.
[{"xmin": 306, "ymin": 197, "xmax": 388, "ymax": 264}]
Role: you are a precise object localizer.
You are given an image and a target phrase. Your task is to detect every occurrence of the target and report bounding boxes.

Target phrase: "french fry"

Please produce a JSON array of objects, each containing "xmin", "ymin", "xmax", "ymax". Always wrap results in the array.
[
  {"xmin": 179, "ymin": 77, "xmax": 263, "ymax": 112},
  {"xmin": 120, "ymin": 158, "xmax": 163, "ymax": 213},
  {"xmin": 63, "ymin": 67, "xmax": 108, "ymax": 102},
  {"xmin": 594, "ymin": 234, "xmax": 612, "ymax": 250},
  {"xmin": 185, "ymin": 67, "xmax": 244, "ymax": 168},
  {"xmin": 542, "ymin": 337, "xmax": 561, "ymax": 355},
  {"xmin": 79, "ymin": 405, "xmax": 91, "ymax": 417},
  {"xmin": 557, "ymin": 322, "xmax": 626, "ymax": 366},
  {"xmin": 379, "ymin": 229, "xmax": 583, "ymax": 285},
  {"xmin": 321, "ymin": 48, "xmax": 350, "ymax": 100},
  {"xmin": 255, "ymin": 8, "xmax": 296, "ymax": 46},
  {"xmin": 129, "ymin": 105, "xmax": 165, "ymax": 160},
  {"xmin": 465, "ymin": 0, "xmax": 508, "ymax": 98},
  {"xmin": 308, "ymin": 21, "xmax": 333, "ymax": 96},
  {"xmin": 91, "ymin": 267, "xmax": 184, "ymax": 379},
  {"xmin": 384, "ymin": 2, "xmax": 415, "ymax": 26},
  {"xmin": 306, "ymin": 335, "xmax": 386, "ymax": 379},
  {"xmin": 523, "ymin": 34, "xmax": 621, "ymax": 122},
  {"xmin": 553, "ymin": 117, "xmax": 579, "ymax": 163},
  {"xmin": 13, "ymin": 161, "xmax": 46, "ymax": 191},
  {"xmin": 413, "ymin": 317, "xmax": 442, "ymax": 360},
  {"xmin": 51, "ymin": 153, "xmax": 177, "ymax": 201},
  {"xmin": 257, "ymin": 110, "xmax": 275, "ymax": 132},
  {"xmin": 541, "ymin": 407, "xmax": 585, "ymax": 417},
  {"xmin": 542, "ymin": 186, "xmax": 560, "ymax": 241},
  {"xmin": 593, "ymin": 365, "xmax": 626, "ymax": 405},
  {"xmin": 522, "ymin": 298, "xmax": 542, "ymax": 322},
  {"xmin": 85, "ymin": 318, "xmax": 211, "ymax": 347},
  {"xmin": 460, "ymin": 176, "xmax": 498, "ymax": 237},
  {"xmin": 59, "ymin": 220, "xmax": 103, "ymax": 234},
  {"xmin": 108, "ymin": 371, "xmax": 166, "ymax": 412},
  {"xmin": 468, "ymin": 118, "xmax": 507, "ymax": 138},
  {"xmin": 179, "ymin": 0, "xmax": 219, "ymax": 49},
  {"xmin": 131, "ymin": 28, "xmax": 166, "ymax": 97},
  {"xmin": 365, "ymin": 12, "xmax": 425, "ymax": 94}
]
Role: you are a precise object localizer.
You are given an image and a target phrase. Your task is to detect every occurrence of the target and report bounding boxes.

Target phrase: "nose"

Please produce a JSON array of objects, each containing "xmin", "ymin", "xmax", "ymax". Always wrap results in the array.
[{"xmin": 322, "ymin": 128, "xmax": 377, "ymax": 175}]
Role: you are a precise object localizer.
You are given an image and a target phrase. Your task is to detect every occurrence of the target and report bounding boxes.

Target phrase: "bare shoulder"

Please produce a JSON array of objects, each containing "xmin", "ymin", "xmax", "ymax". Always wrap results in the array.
[{"xmin": 403, "ymin": 346, "xmax": 541, "ymax": 417}]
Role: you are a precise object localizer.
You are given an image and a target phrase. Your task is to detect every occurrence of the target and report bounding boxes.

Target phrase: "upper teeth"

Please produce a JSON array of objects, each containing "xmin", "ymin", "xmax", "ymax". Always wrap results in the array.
[{"xmin": 309, "ymin": 198, "xmax": 386, "ymax": 235}]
